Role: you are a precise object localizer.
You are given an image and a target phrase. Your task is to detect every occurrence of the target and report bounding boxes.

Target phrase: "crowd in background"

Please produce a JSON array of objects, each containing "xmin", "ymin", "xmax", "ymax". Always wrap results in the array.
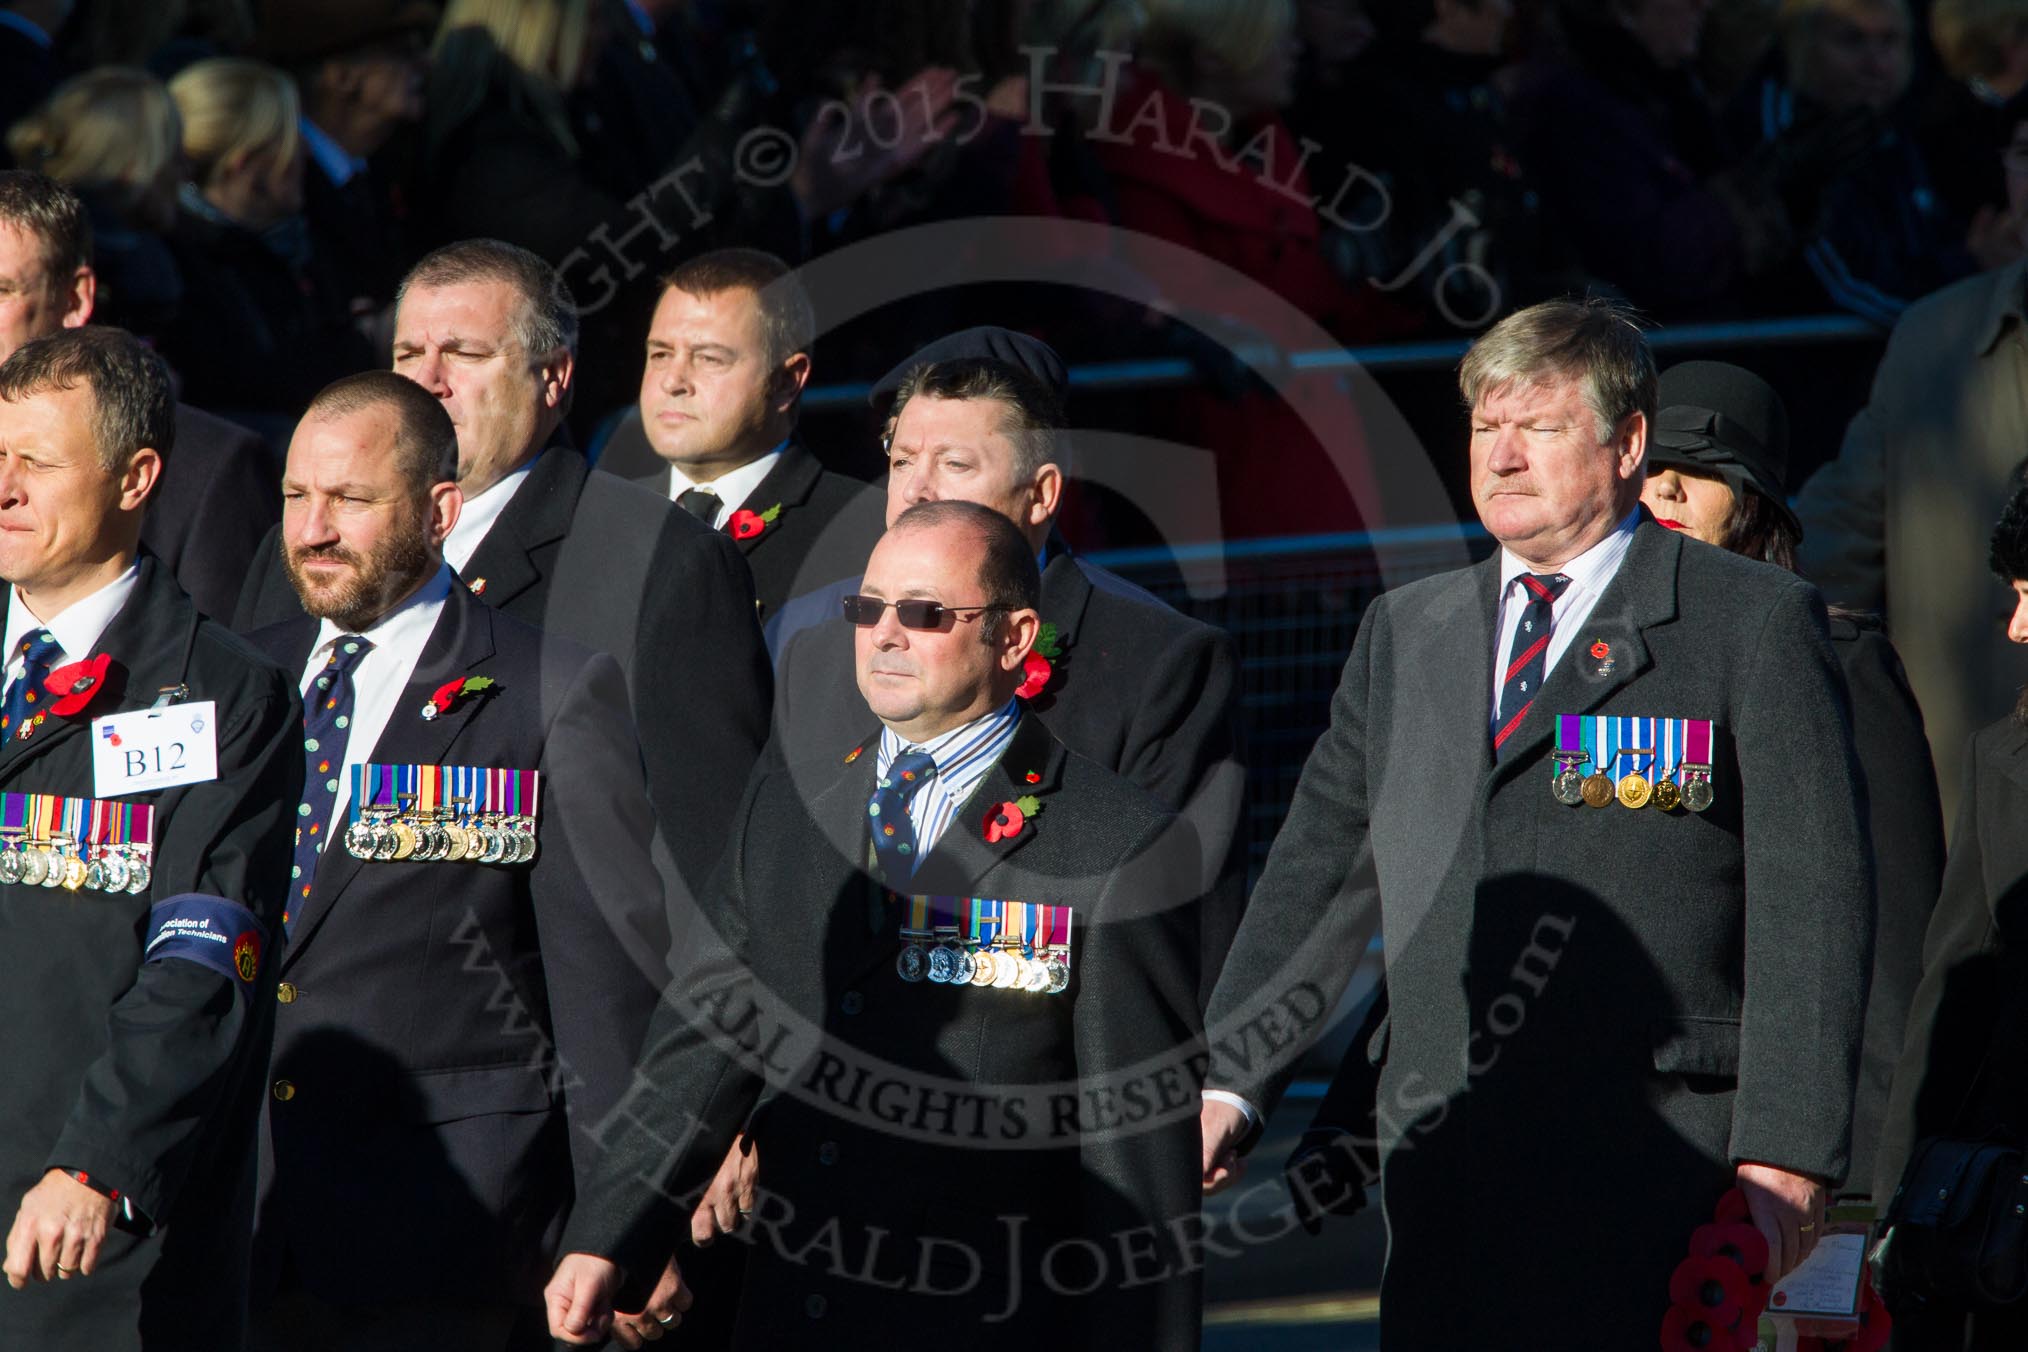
[{"xmin": 0, "ymin": 0, "xmax": 2015, "ymax": 451}]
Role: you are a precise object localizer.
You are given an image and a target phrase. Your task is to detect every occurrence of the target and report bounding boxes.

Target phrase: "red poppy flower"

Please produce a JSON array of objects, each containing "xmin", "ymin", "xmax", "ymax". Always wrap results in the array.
[
  {"xmin": 727, "ymin": 503, "xmax": 780, "ymax": 540},
  {"xmin": 1589, "ymin": 640, "xmax": 1611, "ymax": 660},
  {"xmin": 984, "ymin": 800, "xmax": 1025, "ymax": 843},
  {"xmin": 1713, "ymin": 1188, "xmax": 1750, "ymax": 1225},
  {"xmin": 1670, "ymin": 1255, "xmax": 1748, "ymax": 1328},
  {"xmin": 1661, "ymin": 1302, "xmax": 1734, "ymax": 1352},
  {"xmin": 1691, "ymin": 1222, "xmax": 1770, "ymax": 1279},
  {"xmin": 423, "ymin": 675, "xmax": 495, "ymax": 719},
  {"xmin": 1016, "ymin": 652, "xmax": 1053, "ymax": 700},
  {"xmin": 45, "ymin": 652, "xmax": 111, "ymax": 716},
  {"xmin": 1849, "ymin": 1301, "xmax": 1891, "ymax": 1352}
]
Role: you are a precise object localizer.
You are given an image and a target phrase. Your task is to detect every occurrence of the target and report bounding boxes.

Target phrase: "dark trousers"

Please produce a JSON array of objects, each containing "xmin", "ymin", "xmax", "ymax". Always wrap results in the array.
[{"xmin": 247, "ymin": 1284, "xmax": 526, "ymax": 1352}]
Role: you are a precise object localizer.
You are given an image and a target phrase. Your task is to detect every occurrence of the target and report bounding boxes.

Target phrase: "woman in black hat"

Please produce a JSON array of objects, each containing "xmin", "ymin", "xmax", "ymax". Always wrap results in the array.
[{"xmin": 1641, "ymin": 360, "xmax": 1946, "ymax": 1218}]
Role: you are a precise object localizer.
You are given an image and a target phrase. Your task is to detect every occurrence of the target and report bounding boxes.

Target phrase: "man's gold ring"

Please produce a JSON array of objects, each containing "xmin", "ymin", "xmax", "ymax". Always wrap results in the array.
[
  {"xmin": 54, "ymin": 1264, "xmax": 76, "ymax": 1274},
  {"xmin": 1798, "ymin": 1222, "xmax": 1816, "ymax": 1232},
  {"xmin": 657, "ymin": 1314, "xmax": 677, "ymax": 1326}
]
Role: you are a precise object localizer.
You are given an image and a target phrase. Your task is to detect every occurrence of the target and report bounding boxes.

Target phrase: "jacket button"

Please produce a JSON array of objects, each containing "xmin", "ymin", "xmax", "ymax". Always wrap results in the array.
[
  {"xmin": 804, "ymin": 1294, "xmax": 826, "ymax": 1320},
  {"xmin": 276, "ymin": 982, "xmax": 297, "ymax": 1004},
  {"xmin": 817, "ymin": 1141, "xmax": 839, "ymax": 1166},
  {"xmin": 840, "ymin": 992, "xmax": 863, "ymax": 1015},
  {"xmin": 272, "ymin": 1080, "xmax": 296, "ymax": 1102}
]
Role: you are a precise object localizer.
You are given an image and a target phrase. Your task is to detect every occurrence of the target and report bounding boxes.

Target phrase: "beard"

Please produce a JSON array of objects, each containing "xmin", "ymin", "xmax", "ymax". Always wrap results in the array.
[{"xmin": 283, "ymin": 515, "xmax": 434, "ymax": 633}]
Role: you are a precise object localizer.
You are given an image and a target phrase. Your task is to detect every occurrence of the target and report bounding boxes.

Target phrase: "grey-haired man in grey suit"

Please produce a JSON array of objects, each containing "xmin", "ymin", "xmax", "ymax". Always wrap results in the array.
[{"xmin": 1199, "ymin": 298, "xmax": 1875, "ymax": 1349}]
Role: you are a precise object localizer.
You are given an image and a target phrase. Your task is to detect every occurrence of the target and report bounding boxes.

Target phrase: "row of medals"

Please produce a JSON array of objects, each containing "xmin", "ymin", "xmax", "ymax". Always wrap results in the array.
[
  {"xmin": 898, "ymin": 936, "xmax": 1071, "ymax": 995},
  {"xmin": 0, "ymin": 836, "xmax": 151, "ymax": 893},
  {"xmin": 1553, "ymin": 753, "xmax": 1715, "ymax": 812},
  {"xmin": 344, "ymin": 808, "xmax": 538, "ymax": 864}
]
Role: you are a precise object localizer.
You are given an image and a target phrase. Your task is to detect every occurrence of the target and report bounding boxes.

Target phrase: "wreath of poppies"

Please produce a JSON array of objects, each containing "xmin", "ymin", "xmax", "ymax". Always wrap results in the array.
[{"xmin": 1661, "ymin": 1189, "xmax": 1890, "ymax": 1352}]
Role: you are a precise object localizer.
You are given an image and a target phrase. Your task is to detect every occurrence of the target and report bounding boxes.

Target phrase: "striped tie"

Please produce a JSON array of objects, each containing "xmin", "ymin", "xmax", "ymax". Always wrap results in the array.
[{"xmin": 1494, "ymin": 572, "xmax": 1571, "ymax": 756}]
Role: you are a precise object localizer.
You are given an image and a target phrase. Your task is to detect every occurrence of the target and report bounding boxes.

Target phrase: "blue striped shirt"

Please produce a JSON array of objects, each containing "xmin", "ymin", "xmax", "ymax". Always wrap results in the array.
[{"xmin": 876, "ymin": 699, "xmax": 1022, "ymax": 873}]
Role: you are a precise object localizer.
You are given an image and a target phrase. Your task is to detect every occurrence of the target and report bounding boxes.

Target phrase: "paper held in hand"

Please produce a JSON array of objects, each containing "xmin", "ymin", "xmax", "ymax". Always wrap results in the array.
[{"xmin": 1766, "ymin": 1231, "xmax": 1866, "ymax": 1317}]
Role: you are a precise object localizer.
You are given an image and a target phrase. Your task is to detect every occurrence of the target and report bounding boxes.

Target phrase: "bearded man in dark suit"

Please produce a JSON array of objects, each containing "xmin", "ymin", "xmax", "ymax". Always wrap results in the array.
[
  {"xmin": 545, "ymin": 501, "xmax": 1206, "ymax": 1350},
  {"xmin": 233, "ymin": 238, "xmax": 770, "ymax": 897},
  {"xmin": 1198, "ymin": 298, "xmax": 1876, "ymax": 1348},
  {"xmin": 242, "ymin": 370, "xmax": 671, "ymax": 1350}
]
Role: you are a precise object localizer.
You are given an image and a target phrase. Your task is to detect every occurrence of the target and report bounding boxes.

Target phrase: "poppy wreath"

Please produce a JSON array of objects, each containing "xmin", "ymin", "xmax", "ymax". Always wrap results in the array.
[
  {"xmin": 1016, "ymin": 622, "xmax": 1067, "ymax": 701},
  {"xmin": 1661, "ymin": 1189, "xmax": 1771, "ymax": 1352}
]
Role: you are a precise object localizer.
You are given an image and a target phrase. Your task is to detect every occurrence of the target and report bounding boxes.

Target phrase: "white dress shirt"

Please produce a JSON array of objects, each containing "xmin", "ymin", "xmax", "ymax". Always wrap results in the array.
[
  {"xmin": 1488, "ymin": 509, "xmax": 1640, "ymax": 729},
  {"xmin": 667, "ymin": 441, "xmax": 786, "ymax": 528},
  {"xmin": 297, "ymin": 565, "xmax": 453, "ymax": 840},
  {"xmin": 2, "ymin": 563, "xmax": 141, "ymax": 686},
  {"xmin": 445, "ymin": 462, "xmax": 535, "ymax": 573},
  {"xmin": 874, "ymin": 698, "xmax": 1021, "ymax": 871}
]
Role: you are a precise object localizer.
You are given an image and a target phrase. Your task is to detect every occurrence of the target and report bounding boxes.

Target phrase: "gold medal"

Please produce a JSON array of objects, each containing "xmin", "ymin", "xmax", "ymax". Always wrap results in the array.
[
  {"xmin": 1652, "ymin": 779, "xmax": 1682, "ymax": 812},
  {"xmin": 1617, "ymin": 772, "xmax": 1652, "ymax": 810},
  {"xmin": 391, "ymin": 821, "xmax": 418, "ymax": 860},
  {"xmin": 1580, "ymin": 773, "xmax": 1615, "ymax": 809},
  {"xmin": 969, "ymin": 950, "xmax": 998, "ymax": 986},
  {"xmin": 61, "ymin": 854, "xmax": 87, "ymax": 891}
]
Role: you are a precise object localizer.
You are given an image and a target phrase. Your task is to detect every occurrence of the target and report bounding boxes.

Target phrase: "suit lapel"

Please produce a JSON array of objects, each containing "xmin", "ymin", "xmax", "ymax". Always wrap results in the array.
[
  {"xmin": 733, "ymin": 443, "xmax": 822, "ymax": 557},
  {"xmin": 1392, "ymin": 555, "xmax": 1500, "ymax": 778},
  {"xmin": 457, "ymin": 441, "xmax": 586, "ymax": 609},
  {"xmin": 282, "ymin": 590, "xmax": 500, "ymax": 967},
  {"xmin": 0, "ymin": 560, "xmax": 198, "ymax": 779},
  {"xmin": 1492, "ymin": 520, "xmax": 1681, "ymax": 779},
  {"xmin": 911, "ymin": 713, "xmax": 1060, "ymax": 894}
]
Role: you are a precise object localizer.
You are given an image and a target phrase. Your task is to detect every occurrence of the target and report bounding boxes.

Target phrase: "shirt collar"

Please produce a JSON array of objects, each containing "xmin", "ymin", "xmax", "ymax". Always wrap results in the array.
[
  {"xmin": 667, "ymin": 441, "xmax": 787, "ymax": 517},
  {"xmin": 0, "ymin": 12, "xmax": 53, "ymax": 49},
  {"xmin": 1497, "ymin": 508, "xmax": 1640, "ymax": 594},
  {"xmin": 5, "ymin": 562, "xmax": 142, "ymax": 667},
  {"xmin": 446, "ymin": 459, "xmax": 537, "ymax": 571},
  {"xmin": 311, "ymin": 563, "xmax": 453, "ymax": 660},
  {"xmin": 299, "ymin": 117, "xmax": 366, "ymax": 188},
  {"xmin": 877, "ymin": 697, "xmax": 1022, "ymax": 784}
]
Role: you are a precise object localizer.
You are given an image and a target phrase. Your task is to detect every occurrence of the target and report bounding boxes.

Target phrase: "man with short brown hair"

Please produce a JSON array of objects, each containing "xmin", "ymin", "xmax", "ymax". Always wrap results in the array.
[
  {"xmin": 617, "ymin": 247, "xmax": 878, "ymax": 621},
  {"xmin": 0, "ymin": 325, "xmax": 301, "ymax": 1352}
]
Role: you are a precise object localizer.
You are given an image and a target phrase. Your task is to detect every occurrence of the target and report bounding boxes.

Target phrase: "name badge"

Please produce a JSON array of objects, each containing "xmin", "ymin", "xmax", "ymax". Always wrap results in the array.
[{"xmin": 92, "ymin": 701, "xmax": 219, "ymax": 796}]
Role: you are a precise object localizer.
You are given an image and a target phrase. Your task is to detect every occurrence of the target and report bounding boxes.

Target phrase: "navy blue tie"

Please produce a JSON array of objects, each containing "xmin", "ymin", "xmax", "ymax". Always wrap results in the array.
[
  {"xmin": 1495, "ymin": 572, "xmax": 1571, "ymax": 757},
  {"xmin": 1, "ymin": 629, "xmax": 60, "ymax": 742},
  {"xmin": 869, "ymin": 748, "xmax": 938, "ymax": 890},
  {"xmin": 289, "ymin": 635, "xmax": 374, "ymax": 933}
]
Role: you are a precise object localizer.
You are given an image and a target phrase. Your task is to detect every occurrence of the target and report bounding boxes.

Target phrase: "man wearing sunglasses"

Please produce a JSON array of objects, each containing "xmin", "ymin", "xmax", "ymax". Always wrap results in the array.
[
  {"xmin": 546, "ymin": 499, "xmax": 1205, "ymax": 1349},
  {"xmin": 769, "ymin": 335, "xmax": 1243, "ymax": 1010}
]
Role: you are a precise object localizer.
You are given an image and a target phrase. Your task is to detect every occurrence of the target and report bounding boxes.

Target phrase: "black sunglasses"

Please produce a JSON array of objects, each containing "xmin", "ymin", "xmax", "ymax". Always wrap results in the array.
[{"xmin": 841, "ymin": 595, "xmax": 1005, "ymax": 630}]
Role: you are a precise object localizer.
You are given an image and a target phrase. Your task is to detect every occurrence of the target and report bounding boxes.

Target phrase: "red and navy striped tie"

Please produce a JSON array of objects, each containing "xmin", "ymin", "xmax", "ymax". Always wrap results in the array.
[{"xmin": 1494, "ymin": 572, "xmax": 1571, "ymax": 756}]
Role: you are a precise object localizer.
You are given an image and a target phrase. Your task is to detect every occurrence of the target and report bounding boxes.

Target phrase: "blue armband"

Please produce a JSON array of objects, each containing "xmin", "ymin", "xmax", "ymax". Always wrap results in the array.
[{"xmin": 142, "ymin": 894, "xmax": 266, "ymax": 990}]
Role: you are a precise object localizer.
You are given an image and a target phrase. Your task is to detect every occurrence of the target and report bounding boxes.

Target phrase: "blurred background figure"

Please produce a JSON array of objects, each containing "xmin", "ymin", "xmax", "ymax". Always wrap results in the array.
[
  {"xmin": 0, "ymin": 1, "xmax": 71, "ymax": 154},
  {"xmin": 1917, "ymin": 0, "xmax": 2028, "ymax": 243},
  {"xmin": 59, "ymin": 0, "xmax": 253, "ymax": 74},
  {"xmin": 254, "ymin": 0, "xmax": 435, "ymax": 331},
  {"xmin": 1511, "ymin": 0, "xmax": 1873, "ymax": 318},
  {"xmin": 162, "ymin": 55, "xmax": 369, "ymax": 430},
  {"xmin": 1731, "ymin": 0, "xmax": 1984, "ymax": 324},
  {"xmin": 5, "ymin": 67, "xmax": 183, "ymax": 335}
]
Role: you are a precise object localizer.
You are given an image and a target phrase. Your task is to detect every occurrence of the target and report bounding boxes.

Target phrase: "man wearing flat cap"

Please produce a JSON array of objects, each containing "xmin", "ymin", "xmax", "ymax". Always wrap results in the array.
[{"xmin": 255, "ymin": 0, "xmax": 435, "ymax": 316}]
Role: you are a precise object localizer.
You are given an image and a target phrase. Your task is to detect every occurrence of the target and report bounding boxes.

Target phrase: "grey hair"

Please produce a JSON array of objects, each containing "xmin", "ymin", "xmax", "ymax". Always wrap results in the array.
[
  {"xmin": 1458, "ymin": 297, "xmax": 1656, "ymax": 444},
  {"xmin": 397, "ymin": 237, "xmax": 580, "ymax": 359}
]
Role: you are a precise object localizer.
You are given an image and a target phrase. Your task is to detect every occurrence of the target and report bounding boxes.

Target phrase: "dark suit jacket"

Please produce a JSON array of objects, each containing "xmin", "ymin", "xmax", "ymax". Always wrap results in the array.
[
  {"xmin": 234, "ymin": 443, "xmax": 771, "ymax": 895},
  {"xmin": 1873, "ymin": 714, "xmax": 2028, "ymax": 1345},
  {"xmin": 246, "ymin": 583, "xmax": 671, "ymax": 1308},
  {"xmin": 773, "ymin": 545, "xmax": 1246, "ymax": 1004},
  {"xmin": 620, "ymin": 438, "xmax": 883, "ymax": 622},
  {"xmin": 0, "ymin": 558, "xmax": 300, "ymax": 1352},
  {"xmin": 143, "ymin": 404, "xmax": 278, "ymax": 623},
  {"xmin": 1207, "ymin": 519, "xmax": 1875, "ymax": 1348},
  {"xmin": 564, "ymin": 712, "xmax": 1206, "ymax": 1349}
]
